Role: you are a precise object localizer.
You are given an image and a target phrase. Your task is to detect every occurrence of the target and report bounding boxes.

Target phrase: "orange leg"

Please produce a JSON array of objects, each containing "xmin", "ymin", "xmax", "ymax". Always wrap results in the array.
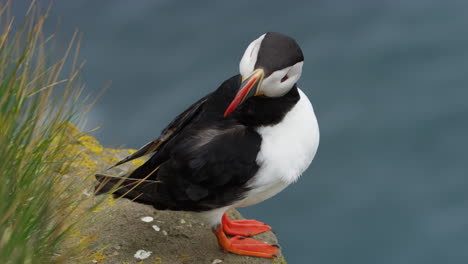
[
  {"xmin": 214, "ymin": 225, "xmax": 278, "ymax": 258},
  {"xmin": 222, "ymin": 213, "xmax": 271, "ymax": 236}
]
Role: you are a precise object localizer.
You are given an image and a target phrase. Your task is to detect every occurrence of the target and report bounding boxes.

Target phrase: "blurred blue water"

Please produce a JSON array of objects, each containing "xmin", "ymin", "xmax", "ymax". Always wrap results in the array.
[{"xmin": 13, "ymin": 1, "xmax": 468, "ymax": 263}]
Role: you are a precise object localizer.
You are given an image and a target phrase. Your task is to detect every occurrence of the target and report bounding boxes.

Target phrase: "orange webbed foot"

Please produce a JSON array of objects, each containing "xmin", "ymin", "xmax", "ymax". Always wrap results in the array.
[
  {"xmin": 214, "ymin": 225, "xmax": 278, "ymax": 258},
  {"xmin": 222, "ymin": 213, "xmax": 271, "ymax": 236}
]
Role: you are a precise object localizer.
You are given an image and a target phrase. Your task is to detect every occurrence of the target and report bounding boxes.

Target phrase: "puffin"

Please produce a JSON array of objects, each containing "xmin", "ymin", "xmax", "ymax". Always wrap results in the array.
[{"xmin": 96, "ymin": 32, "xmax": 320, "ymax": 258}]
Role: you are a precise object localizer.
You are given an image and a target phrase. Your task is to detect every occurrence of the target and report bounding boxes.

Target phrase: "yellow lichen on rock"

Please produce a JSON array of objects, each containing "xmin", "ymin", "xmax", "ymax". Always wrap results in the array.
[
  {"xmin": 78, "ymin": 134, "xmax": 104, "ymax": 154},
  {"xmin": 102, "ymin": 155, "xmax": 119, "ymax": 165},
  {"xmin": 273, "ymin": 255, "xmax": 288, "ymax": 264},
  {"xmin": 93, "ymin": 195, "xmax": 116, "ymax": 213},
  {"xmin": 130, "ymin": 158, "xmax": 146, "ymax": 167}
]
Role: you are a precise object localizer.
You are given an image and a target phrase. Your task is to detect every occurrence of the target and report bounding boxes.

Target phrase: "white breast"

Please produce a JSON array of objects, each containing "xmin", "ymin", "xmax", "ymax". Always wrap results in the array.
[{"xmin": 236, "ymin": 89, "xmax": 320, "ymax": 207}]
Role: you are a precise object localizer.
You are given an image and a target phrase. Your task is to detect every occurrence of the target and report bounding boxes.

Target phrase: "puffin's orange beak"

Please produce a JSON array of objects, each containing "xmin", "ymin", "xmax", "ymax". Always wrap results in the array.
[{"xmin": 224, "ymin": 69, "xmax": 264, "ymax": 117}]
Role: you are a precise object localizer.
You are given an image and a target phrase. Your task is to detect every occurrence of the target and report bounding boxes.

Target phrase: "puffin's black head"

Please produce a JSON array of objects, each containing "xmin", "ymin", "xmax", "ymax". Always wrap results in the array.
[{"xmin": 225, "ymin": 32, "xmax": 304, "ymax": 117}]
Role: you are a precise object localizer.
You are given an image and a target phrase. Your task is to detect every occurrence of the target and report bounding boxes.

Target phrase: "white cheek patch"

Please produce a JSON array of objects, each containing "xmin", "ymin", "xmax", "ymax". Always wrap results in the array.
[
  {"xmin": 288, "ymin": 61, "xmax": 303, "ymax": 80},
  {"xmin": 239, "ymin": 34, "xmax": 266, "ymax": 77},
  {"xmin": 260, "ymin": 61, "xmax": 304, "ymax": 97}
]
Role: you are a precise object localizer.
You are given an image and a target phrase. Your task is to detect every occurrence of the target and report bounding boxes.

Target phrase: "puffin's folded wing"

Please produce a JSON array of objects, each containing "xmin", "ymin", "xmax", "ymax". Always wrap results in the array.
[
  {"xmin": 108, "ymin": 94, "xmax": 211, "ymax": 169},
  {"xmin": 146, "ymin": 125, "xmax": 262, "ymax": 211}
]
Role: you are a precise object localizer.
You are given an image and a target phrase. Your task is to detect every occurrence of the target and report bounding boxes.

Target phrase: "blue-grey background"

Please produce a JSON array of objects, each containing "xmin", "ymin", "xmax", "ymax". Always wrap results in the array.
[{"xmin": 13, "ymin": 1, "xmax": 468, "ymax": 263}]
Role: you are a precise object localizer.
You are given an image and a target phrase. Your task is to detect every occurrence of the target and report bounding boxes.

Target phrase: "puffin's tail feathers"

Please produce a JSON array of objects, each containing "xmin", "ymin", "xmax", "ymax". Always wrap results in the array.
[{"xmin": 94, "ymin": 173, "xmax": 160, "ymax": 205}]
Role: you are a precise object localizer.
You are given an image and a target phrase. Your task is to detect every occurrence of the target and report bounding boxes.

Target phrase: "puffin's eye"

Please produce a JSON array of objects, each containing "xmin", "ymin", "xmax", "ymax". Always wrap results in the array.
[{"xmin": 280, "ymin": 75, "xmax": 289, "ymax": 82}]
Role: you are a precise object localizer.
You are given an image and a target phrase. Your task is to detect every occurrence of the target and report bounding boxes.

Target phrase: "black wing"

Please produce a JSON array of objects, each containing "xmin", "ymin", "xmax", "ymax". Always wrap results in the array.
[
  {"xmin": 154, "ymin": 124, "xmax": 261, "ymax": 211},
  {"xmin": 97, "ymin": 124, "xmax": 261, "ymax": 211}
]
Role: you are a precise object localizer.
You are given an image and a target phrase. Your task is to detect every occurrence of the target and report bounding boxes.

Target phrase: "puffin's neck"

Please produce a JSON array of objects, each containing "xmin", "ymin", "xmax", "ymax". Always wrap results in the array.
[{"xmin": 233, "ymin": 85, "xmax": 300, "ymax": 127}]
